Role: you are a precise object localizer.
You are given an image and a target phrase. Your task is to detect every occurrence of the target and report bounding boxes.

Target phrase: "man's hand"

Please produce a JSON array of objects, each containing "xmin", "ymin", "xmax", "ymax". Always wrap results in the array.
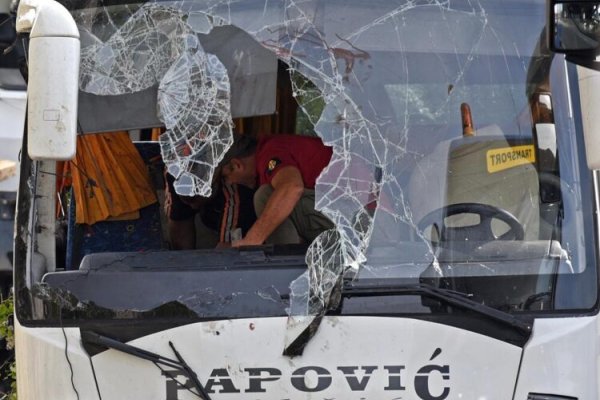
[{"xmin": 231, "ymin": 238, "xmax": 256, "ymax": 248}]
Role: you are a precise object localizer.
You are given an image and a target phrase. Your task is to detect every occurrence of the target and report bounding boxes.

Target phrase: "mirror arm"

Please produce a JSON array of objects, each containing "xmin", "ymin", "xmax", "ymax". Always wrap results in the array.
[{"xmin": 566, "ymin": 54, "xmax": 600, "ymax": 70}]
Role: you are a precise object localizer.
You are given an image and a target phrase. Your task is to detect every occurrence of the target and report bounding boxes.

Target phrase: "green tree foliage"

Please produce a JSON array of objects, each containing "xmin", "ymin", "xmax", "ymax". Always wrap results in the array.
[
  {"xmin": 291, "ymin": 71, "xmax": 325, "ymax": 136},
  {"xmin": 0, "ymin": 295, "xmax": 16, "ymax": 399}
]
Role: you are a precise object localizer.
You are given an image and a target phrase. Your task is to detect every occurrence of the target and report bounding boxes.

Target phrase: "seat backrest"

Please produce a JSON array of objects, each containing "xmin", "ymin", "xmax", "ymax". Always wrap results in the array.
[
  {"xmin": 409, "ymin": 132, "xmax": 540, "ymax": 240},
  {"xmin": 65, "ymin": 141, "xmax": 166, "ymax": 269}
]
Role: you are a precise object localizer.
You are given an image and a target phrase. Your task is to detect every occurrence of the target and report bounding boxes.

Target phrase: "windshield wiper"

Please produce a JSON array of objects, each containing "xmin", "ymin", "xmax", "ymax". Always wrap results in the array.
[
  {"xmin": 341, "ymin": 282, "xmax": 532, "ymax": 335},
  {"xmin": 283, "ymin": 280, "xmax": 532, "ymax": 357},
  {"xmin": 81, "ymin": 331, "xmax": 212, "ymax": 400}
]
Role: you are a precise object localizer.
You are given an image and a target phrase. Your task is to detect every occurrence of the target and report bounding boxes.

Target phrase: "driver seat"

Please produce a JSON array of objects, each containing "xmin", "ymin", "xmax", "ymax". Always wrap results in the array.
[{"xmin": 409, "ymin": 128, "xmax": 540, "ymax": 241}]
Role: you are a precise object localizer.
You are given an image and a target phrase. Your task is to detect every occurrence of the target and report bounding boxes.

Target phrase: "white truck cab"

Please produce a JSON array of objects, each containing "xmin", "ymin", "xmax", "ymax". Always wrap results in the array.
[{"xmin": 11, "ymin": 0, "xmax": 600, "ymax": 399}]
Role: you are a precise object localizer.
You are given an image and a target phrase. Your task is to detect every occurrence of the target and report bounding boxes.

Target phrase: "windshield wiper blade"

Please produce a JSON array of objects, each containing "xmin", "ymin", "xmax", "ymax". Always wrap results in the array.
[
  {"xmin": 342, "ymin": 283, "xmax": 532, "ymax": 335},
  {"xmin": 81, "ymin": 331, "xmax": 212, "ymax": 400}
]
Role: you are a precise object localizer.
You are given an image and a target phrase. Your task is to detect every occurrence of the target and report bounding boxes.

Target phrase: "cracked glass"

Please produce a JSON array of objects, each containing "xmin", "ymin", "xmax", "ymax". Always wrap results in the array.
[{"xmin": 18, "ymin": 0, "xmax": 598, "ymax": 351}]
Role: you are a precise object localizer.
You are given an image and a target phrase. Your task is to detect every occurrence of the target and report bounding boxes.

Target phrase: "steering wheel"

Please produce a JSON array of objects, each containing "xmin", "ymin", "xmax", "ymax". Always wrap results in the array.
[{"xmin": 417, "ymin": 203, "xmax": 525, "ymax": 243}]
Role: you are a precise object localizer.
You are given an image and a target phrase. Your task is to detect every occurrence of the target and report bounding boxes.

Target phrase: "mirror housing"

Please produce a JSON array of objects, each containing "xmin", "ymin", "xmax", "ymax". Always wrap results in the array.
[
  {"xmin": 17, "ymin": 0, "xmax": 79, "ymax": 160},
  {"xmin": 549, "ymin": 1, "xmax": 600, "ymax": 52},
  {"xmin": 548, "ymin": 1, "xmax": 600, "ymax": 170},
  {"xmin": 548, "ymin": 0, "xmax": 600, "ymax": 70}
]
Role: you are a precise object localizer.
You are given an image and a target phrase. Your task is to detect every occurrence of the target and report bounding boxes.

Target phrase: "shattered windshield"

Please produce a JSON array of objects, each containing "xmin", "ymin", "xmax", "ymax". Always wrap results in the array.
[{"xmin": 17, "ymin": 0, "xmax": 598, "ymax": 334}]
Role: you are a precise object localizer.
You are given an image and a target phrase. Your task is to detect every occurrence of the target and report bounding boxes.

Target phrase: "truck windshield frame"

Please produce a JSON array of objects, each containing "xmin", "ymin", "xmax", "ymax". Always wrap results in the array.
[{"xmin": 13, "ymin": 0, "xmax": 600, "ymax": 337}]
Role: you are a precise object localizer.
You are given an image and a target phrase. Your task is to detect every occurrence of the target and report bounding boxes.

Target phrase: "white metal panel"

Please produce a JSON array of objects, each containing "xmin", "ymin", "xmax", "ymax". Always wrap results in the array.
[
  {"xmin": 514, "ymin": 316, "xmax": 599, "ymax": 399},
  {"xmin": 15, "ymin": 319, "xmax": 98, "ymax": 400},
  {"xmin": 91, "ymin": 317, "xmax": 521, "ymax": 399}
]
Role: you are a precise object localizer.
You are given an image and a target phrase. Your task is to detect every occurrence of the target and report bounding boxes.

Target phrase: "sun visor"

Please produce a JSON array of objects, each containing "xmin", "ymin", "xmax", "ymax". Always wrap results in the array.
[
  {"xmin": 77, "ymin": 25, "xmax": 277, "ymax": 133},
  {"xmin": 199, "ymin": 26, "xmax": 278, "ymax": 119}
]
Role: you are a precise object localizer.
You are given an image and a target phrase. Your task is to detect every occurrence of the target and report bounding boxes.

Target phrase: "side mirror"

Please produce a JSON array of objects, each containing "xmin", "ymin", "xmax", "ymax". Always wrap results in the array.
[
  {"xmin": 16, "ymin": 0, "xmax": 79, "ymax": 160},
  {"xmin": 549, "ymin": 1, "xmax": 600, "ymax": 53}
]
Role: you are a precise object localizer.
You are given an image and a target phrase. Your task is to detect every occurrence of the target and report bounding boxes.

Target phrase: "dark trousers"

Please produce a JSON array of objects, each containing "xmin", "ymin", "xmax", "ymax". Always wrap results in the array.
[{"xmin": 254, "ymin": 184, "xmax": 334, "ymax": 244}]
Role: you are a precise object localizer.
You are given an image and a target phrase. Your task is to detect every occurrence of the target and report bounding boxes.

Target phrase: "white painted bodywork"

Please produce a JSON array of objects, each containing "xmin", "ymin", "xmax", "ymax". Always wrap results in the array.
[
  {"xmin": 17, "ymin": 315, "xmax": 597, "ymax": 399},
  {"xmin": 18, "ymin": 316, "xmax": 526, "ymax": 399},
  {"xmin": 514, "ymin": 316, "xmax": 600, "ymax": 399},
  {"xmin": 15, "ymin": 319, "xmax": 98, "ymax": 400}
]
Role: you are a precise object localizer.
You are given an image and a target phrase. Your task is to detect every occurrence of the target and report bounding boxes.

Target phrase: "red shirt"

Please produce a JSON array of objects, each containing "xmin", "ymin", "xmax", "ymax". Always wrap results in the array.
[{"xmin": 256, "ymin": 135, "xmax": 333, "ymax": 189}]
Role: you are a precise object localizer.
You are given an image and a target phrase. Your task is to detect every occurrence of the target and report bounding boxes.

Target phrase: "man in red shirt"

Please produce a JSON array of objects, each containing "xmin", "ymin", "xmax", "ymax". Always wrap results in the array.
[{"xmin": 221, "ymin": 134, "xmax": 334, "ymax": 246}]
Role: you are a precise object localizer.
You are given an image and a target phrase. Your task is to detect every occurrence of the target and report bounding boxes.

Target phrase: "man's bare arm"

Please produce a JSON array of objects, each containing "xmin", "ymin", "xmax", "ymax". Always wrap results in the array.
[{"xmin": 233, "ymin": 166, "xmax": 304, "ymax": 247}]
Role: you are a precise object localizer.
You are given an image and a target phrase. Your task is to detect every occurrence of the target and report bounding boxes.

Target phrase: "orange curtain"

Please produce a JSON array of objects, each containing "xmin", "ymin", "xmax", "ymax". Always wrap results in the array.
[{"xmin": 69, "ymin": 131, "xmax": 157, "ymax": 225}]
